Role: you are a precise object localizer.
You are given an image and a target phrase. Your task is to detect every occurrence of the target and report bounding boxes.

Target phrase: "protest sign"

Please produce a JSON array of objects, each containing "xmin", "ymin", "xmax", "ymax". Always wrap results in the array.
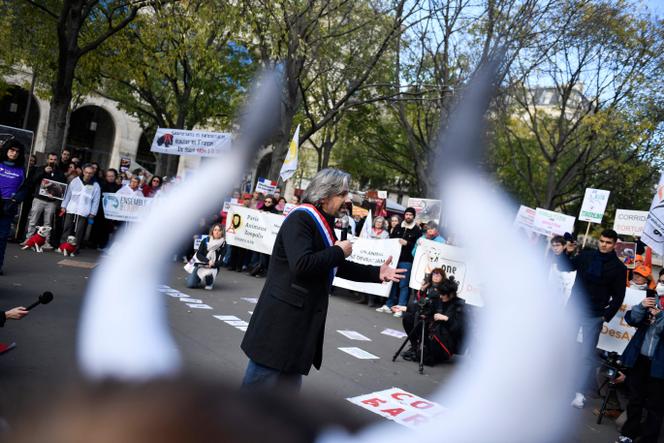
[
  {"xmin": 255, "ymin": 177, "xmax": 277, "ymax": 195},
  {"xmin": 119, "ymin": 156, "xmax": 131, "ymax": 174},
  {"xmin": 514, "ymin": 205, "xmax": 536, "ymax": 231},
  {"xmin": 409, "ymin": 240, "xmax": 483, "ymax": 306},
  {"xmin": 347, "ymin": 387, "xmax": 446, "ymax": 429},
  {"xmin": 282, "ymin": 203, "xmax": 297, "ymax": 216},
  {"xmin": 596, "ymin": 288, "xmax": 644, "ymax": 354},
  {"xmin": 38, "ymin": 179, "xmax": 67, "ymax": 200},
  {"xmin": 615, "ymin": 242, "xmax": 637, "ymax": 269},
  {"xmin": 0, "ymin": 124, "xmax": 34, "ymax": 152},
  {"xmin": 102, "ymin": 192, "xmax": 152, "ymax": 222},
  {"xmin": 532, "ymin": 208, "xmax": 575, "ymax": 236},
  {"xmin": 642, "ymin": 172, "xmax": 664, "ymax": 255},
  {"xmin": 332, "ymin": 238, "xmax": 402, "ymax": 297},
  {"xmin": 406, "ymin": 198, "xmax": 442, "ymax": 224},
  {"xmin": 579, "ymin": 188, "xmax": 610, "ymax": 224},
  {"xmin": 613, "ymin": 209, "xmax": 648, "ymax": 236},
  {"xmin": 224, "ymin": 206, "xmax": 284, "ymax": 255},
  {"xmin": 193, "ymin": 235, "xmax": 209, "ymax": 250},
  {"xmin": 150, "ymin": 127, "xmax": 232, "ymax": 157}
]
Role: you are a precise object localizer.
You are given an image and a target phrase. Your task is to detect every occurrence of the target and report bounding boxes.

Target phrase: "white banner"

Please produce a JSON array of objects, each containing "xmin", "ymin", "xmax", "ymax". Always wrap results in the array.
[
  {"xmin": 579, "ymin": 188, "xmax": 610, "ymax": 224},
  {"xmin": 409, "ymin": 240, "xmax": 483, "ymax": 307},
  {"xmin": 514, "ymin": 205, "xmax": 536, "ymax": 231},
  {"xmin": 347, "ymin": 387, "xmax": 446, "ymax": 429},
  {"xmin": 596, "ymin": 288, "xmax": 645, "ymax": 354},
  {"xmin": 532, "ymin": 208, "xmax": 576, "ymax": 236},
  {"xmin": 613, "ymin": 209, "xmax": 648, "ymax": 236},
  {"xmin": 225, "ymin": 206, "xmax": 284, "ymax": 255},
  {"xmin": 333, "ymin": 238, "xmax": 402, "ymax": 297},
  {"xmin": 102, "ymin": 192, "xmax": 152, "ymax": 222},
  {"xmin": 150, "ymin": 127, "xmax": 232, "ymax": 157}
]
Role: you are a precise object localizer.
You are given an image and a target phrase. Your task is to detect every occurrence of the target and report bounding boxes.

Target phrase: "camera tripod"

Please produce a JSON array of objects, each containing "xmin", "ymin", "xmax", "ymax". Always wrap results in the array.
[
  {"xmin": 392, "ymin": 313, "xmax": 428, "ymax": 374},
  {"xmin": 596, "ymin": 371, "xmax": 622, "ymax": 424}
]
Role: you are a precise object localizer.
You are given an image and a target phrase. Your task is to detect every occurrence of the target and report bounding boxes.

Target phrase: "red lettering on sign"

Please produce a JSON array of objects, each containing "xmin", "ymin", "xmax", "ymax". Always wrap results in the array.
[
  {"xmin": 362, "ymin": 398, "xmax": 387, "ymax": 408},
  {"xmin": 391, "ymin": 392, "xmax": 414, "ymax": 401},
  {"xmin": 402, "ymin": 414, "xmax": 428, "ymax": 426},
  {"xmin": 410, "ymin": 400, "xmax": 434, "ymax": 409},
  {"xmin": 381, "ymin": 408, "xmax": 406, "ymax": 417}
]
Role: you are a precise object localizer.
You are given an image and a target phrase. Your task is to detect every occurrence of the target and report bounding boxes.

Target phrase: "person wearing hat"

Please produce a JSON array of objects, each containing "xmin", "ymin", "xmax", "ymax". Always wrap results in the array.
[
  {"xmin": 629, "ymin": 265, "xmax": 653, "ymax": 291},
  {"xmin": 376, "ymin": 207, "xmax": 422, "ymax": 317},
  {"xmin": 0, "ymin": 139, "xmax": 29, "ymax": 275}
]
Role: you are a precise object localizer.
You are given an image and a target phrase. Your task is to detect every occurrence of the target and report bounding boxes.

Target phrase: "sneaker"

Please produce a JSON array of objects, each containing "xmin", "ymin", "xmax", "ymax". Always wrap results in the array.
[
  {"xmin": 615, "ymin": 436, "xmax": 632, "ymax": 443},
  {"xmin": 393, "ymin": 311, "xmax": 403, "ymax": 318},
  {"xmin": 204, "ymin": 285, "xmax": 213, "ymax": 290},
  {"xmin": 375, "ymin": 305, "xmax": 392, "ymax": 313},
  {"xmin": 571, "ymin": 392, "xmax": 585, "ymax": 409}
]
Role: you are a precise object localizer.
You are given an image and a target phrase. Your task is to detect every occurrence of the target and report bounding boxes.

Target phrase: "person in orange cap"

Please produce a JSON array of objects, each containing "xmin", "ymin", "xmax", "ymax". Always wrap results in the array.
[{"xmin": 628, "ymin": 265, "xmax": 653, "ymax": 291}]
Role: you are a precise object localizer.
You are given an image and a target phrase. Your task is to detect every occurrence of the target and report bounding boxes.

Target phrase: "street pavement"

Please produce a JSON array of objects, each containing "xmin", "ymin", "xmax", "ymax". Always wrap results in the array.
[{"xmin": 0, "ymin": 243, "xmax": 627, "ymax": 441}]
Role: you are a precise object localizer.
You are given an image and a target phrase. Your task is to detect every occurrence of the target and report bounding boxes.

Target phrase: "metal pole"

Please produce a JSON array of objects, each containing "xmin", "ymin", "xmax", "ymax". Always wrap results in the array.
[{"xmin": 22, "ymin": 70, "xmax": 36, "ymax": 130}]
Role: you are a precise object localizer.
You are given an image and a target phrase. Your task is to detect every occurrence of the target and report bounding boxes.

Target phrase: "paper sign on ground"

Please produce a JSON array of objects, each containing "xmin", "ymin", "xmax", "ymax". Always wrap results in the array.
[
  {"xmin": 347, "ymin": 387, "xmax": 446, "ymax": 428},
  {"xmin": 338, "ymin": 347, "xmax": 379, "ymax": 360},
  {"xmin": 225, "ymin": 320, "xmax": 249, "ymax": 327},
  {"xmin": 179, "ymin": 298, "xmax": 202, "ymax": 303},
  {"xmin": 381, "ymin": 328, "xmax": 408, "ymax": 339},
  {"xmin": 597, "ymin": 288, "xmax": 644, "ymax": 354},
  {"xmin": 333, "ymin": 238, "xmax": 402, "ymax": 297},
  {"xmin": 186, "ymin": 303, "xmax": 213, "ymax": 309},
  {"xmin": 337, "ymin": 330, "xmax": 372, "ymax": 341},
  {"xmin": 150, "ymin": 127, "xmax": 232, "ymax": 157},
  {"xmin": 241, "ymin": 297, "xmax": 258, "ymax": 304},
  {"xmin": 614, "ymin": 209, "xmax": 648, "ymax": 236},
  {"xmin": 410, "ymin": 240, "xmax": 483, "ymax": 307},
  {"xmin": 532, "ymin": 208, "xmax": 575, "ymax": 236},
  {"xmin": 579, "ymin": 188, "xmax": 610, "ymax": 224},
  {"xmin": 214, "ymin": 315, "xmax": 240, "ymax": 321}
]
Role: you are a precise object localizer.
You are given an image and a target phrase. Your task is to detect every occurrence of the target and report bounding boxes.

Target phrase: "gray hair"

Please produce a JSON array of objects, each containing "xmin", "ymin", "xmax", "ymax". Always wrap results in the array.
[
  {"xmin": 302, "ymin": 168, "xmax": 351, "ymax": 204},
  {"xmin": 374, "ymin": 216, "xmax": 387, "ymax": 230}
]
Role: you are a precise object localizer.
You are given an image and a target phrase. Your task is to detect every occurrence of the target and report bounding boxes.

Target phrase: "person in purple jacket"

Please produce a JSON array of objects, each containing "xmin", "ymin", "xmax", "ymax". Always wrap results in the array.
[{"xmin": 0, "ymin": 139, "xmax": 29, "ymax": 275}]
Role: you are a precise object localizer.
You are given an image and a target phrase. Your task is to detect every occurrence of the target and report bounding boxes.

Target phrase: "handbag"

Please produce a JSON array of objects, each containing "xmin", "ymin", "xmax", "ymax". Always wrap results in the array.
[{"xmin": 183, "ymin": 259, "xmax": 197, "ymax": 274}]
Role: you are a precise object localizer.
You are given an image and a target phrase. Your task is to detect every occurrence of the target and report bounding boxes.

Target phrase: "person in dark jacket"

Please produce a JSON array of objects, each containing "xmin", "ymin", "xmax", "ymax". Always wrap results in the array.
[
  {"xmin": 0, "ymin": 305, "xmax": 29, "ymax": 327},
  {"xmin": 249, "ymin": 194, "xmax": 278, "ymax": 277},
  {"xmin": 561, "ymin": 228, "xmax": 627, "ymax": 409},
  {"xmin": 376, "ymin": 207, "xmax": 421, "ymax": 314},
  {"xmin": 616, "ymin": 291, "xmax": 664, "ymax": 443},
  {"xmin": 90, "ymin": 168, "xmax": 122, "ymax": 250},
  {"xmin": 0, "ymin": 139, "xmax": 29, "ymax": 275},
  {"xmin": 240, "ymin": 169, "xmax": 405, "ymax": 389},
  {"xmin": 23, "ymin": 151, "xmax": 67, "ymax": 247},
  {"xmin": 186, "ymin": 223, "xmax": 226, "ymax": 290}
]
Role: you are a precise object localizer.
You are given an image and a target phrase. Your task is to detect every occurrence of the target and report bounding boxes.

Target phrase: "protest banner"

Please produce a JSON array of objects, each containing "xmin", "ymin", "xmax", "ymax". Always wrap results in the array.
[
  {"xmin": 150, "ymin": 127, "xmax": 232, "ymax": 157},
  {"xmin": 224, "ymin": 206, "xmax": 283, "ymax": 255},
  {"xmin": 579, "ymin": 188, "xmax": 611, "ymax": 224},
  {"xmin": 514, "ymin": 205, "xmax": 536, "ymax": 231},
  {"xmin": 102, "ymin": 193, "xmax": 152, "ymax": 222},
  {"xmin": 532, "ymin": 208, "xmax": 575, "ymax": 237},
  {"xmin": 332, "ymin": 238, "xmax": 402, "ymax": 297},
  {"xmin": 642, "ymin": 172, "xmax": 664, "ymax": 255},
  {"xmin": 406, "ymin": 198, "xmax": 442, "ymax": 224},
  {"xmin": 615, "ymin": 242, "xmax": 637, "ymax": 269},
  {"xmin": 596, "ymin": 287, "xmax": 644, "ymax": 354},
  {"xmin": 222, "ymin": 198, "xmax": 239, "ymax": 213},
  {"xmin": 255, "ymin": 177, "xmax": 277, "ymax": 195},
  {"xmin": 347, "ymin": 387, "xmax": 446, "ymax": 429},
  {"xmin": 613, "ymin": 209, "xmax": 648, "ymax": 236},
  {"xmin": 410, "ymin": 239, "xmax": 483, "ymax": 306},
  {"xmin": 38, "ymin": 179, "xmax": 67, "ymax": 200}
]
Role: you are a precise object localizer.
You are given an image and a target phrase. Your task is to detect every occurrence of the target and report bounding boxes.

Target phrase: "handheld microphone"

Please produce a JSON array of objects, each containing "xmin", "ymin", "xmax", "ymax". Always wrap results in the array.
[
  {"xmin": 26, "ymin": 291, "xmax": 54, "ymax": 311},
  {"xmin": 340, "ymin": 215, "xmax": 349, "ymax": 241}
]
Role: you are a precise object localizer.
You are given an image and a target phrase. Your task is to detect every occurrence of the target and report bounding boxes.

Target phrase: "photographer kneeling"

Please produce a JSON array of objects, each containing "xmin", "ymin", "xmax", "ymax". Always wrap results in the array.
[{"xmin": 393, "ymin": 269, "xmax": 465, "ymax": 365}]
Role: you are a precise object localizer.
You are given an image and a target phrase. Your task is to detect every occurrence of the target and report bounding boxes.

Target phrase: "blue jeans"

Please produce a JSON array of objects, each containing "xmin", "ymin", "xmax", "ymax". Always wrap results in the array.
[
  {"xmin": 186, "ymin": 268, "xmax": 213, "ymax": 288},
  {"xmin": 0, "ymin": 214, "xmax": 12, "ymax": 270},
  {"xmin": 386, "ymin": 261, "xmax": 412, "ymax": 307},
  {"xmin": 241, "ymin": 359, "xmax": 302, "ymax": 390}
]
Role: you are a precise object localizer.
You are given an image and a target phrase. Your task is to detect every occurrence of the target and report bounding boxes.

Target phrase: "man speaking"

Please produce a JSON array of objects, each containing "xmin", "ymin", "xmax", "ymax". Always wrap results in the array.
[{"xmin": 241, "ymin": 168, "xmax": 405, "ymax": 389}]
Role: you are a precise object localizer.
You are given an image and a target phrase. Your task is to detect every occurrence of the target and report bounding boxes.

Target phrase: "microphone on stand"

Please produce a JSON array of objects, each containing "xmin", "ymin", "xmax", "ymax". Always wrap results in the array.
[{"xmin": 26, "ymin": 291, "xmax": 54, "ymax": 311}]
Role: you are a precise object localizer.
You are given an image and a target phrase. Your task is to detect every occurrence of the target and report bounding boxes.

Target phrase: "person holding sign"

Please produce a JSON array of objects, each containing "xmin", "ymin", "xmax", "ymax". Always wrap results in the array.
[
  {"xmin": 24, "ymin": 152, "xmax": 66, "ymax": 248},
  {"xmin": 616, "ymin": 292, "xmax": 664, "ymax": 443},
  {"xmin": 561, "ymin": 229, "xmax": 627, "ymax": 409},
  {"xmin": 186, "ymin": 223, "xmax": 227, "ymax": 290},
  {"xmin": 241, "ymin": 169, "xmax": 406, "ymax": 389}
]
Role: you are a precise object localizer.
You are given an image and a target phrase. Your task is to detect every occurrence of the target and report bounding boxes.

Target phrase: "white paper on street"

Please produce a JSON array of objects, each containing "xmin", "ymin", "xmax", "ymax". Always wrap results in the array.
[
  {"xmin": 337, "ymin": 330, "xmax": 372, "ymax": 341},
  {"xmin": 213, "ymin": 315, "xmax": 240, "ymax": 321},
  {"xmin": 241, "ymin": 297, "xmax": 258, "ymax": 304},
  {"xmin": 338, "ymin": 347, "xmax": 380, "ymax": 359},
  {"xmin": 179, "ymin": 298, "xmax": 202, "ymax": 303},
  {"xmin": 186, "ymin": 303, "xmax": 213, "ymax": 309},
  {"xmin": 381, "ymin": 328, "xmax": 408, "ymax": 339},
  {"xmin": 225, "ymin": 320, "xmax": 249, "ymax": 327}
]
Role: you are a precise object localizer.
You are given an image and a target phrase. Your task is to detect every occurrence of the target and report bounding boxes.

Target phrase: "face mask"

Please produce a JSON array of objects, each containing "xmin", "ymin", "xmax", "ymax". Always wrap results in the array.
[
  {"xmin": 631, "ymin": 282, "xmax": 647, "ymax": 290},
  {"xmin": 656, "ymin": 283, "xmax": 664, "ymax": 296}
]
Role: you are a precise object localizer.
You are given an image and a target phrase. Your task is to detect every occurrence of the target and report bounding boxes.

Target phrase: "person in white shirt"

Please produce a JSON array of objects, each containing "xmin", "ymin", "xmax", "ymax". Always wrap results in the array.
[
  {"xmin": 59, "ymin": 165, "xmax": 101, "ymax": 254},
  {"xmin": 117, "ymin": 177, "xmax": 144, "ymax": 197}
]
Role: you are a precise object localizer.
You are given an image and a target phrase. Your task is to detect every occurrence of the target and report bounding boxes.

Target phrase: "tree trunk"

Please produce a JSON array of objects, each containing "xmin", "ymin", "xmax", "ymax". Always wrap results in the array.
[{"xmin": 46, "ymin": 58, "xmax": 77, "ymax": 152}]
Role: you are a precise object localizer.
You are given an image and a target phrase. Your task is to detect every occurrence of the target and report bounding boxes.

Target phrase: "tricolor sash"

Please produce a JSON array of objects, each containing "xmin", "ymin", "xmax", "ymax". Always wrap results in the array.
[{"xmin": 287, "ymin": 203, "xmax": 338, "ymax": 284}]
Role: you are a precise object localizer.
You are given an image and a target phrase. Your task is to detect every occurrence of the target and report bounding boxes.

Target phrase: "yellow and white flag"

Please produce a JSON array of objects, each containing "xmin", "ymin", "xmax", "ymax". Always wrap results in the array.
[{"xmin": 279, "ymin": 124, "xmax": 300, "ymax": 182}]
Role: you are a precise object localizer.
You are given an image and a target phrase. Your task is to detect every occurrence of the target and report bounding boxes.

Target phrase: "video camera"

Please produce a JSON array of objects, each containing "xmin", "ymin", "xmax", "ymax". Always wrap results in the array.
[{"xmin": 599, "ymin": 351, "xmax": 623, "ymax": 382}]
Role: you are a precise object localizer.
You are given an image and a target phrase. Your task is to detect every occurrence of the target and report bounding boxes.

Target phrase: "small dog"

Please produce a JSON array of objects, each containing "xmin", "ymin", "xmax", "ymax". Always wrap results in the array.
[
  {"xmin": 22, "ymin": 226, "xmax": 52, "ymax": 253},
  {"xmin": 57, "ymin": 236, "xmax": 78, "ymax": 257}
]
